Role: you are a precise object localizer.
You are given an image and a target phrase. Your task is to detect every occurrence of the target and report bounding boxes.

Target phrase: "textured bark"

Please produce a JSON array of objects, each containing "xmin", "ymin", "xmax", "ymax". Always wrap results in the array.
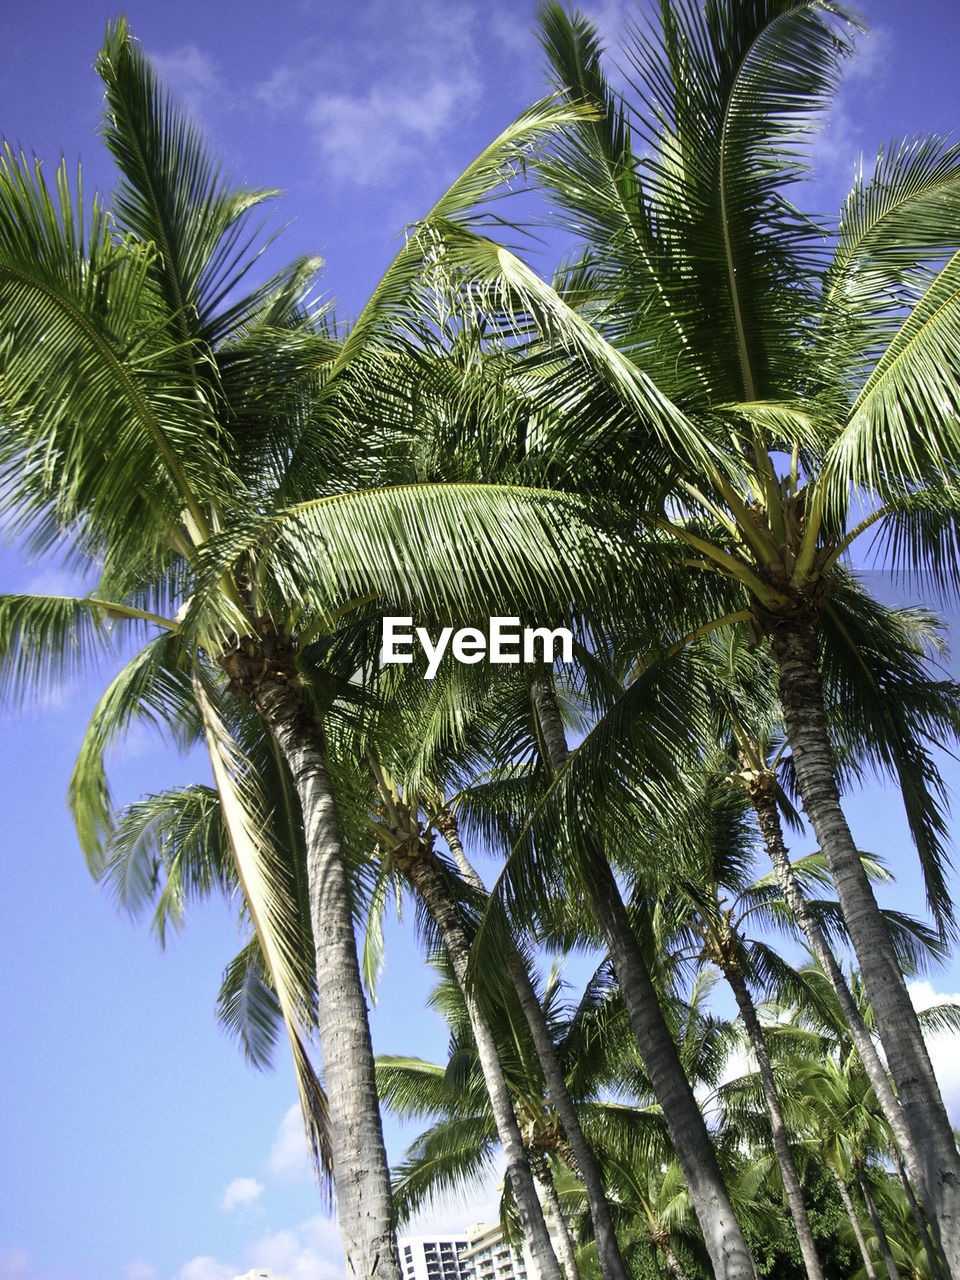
[
  {"xmin": 893, "ymin": 1148, "xmax": 947, "ymax": 1280},
  {"xmin": 750, "ymin": 776, "xmax": 925, "ymax": 1178},
  {"xmin": 253, "ymin": 677, "xmax": 401, "ymax": 1280},
  {"xmin": 859, "ymin": 1172, "xmax": 903, "ymax": 1280},
  {"xmin": 754, "ymin": 771, "xmax": 948, "ymax": 1266},
  {"xmin": 722, "ymin": 955, "xmax": 824, "ymax": 1280},
  {"xmin": 658, "ymin": 1241, "xmax": 689, "ymax": 1280},
  {"xmin": 536, "ymin": 1162, "xmax": 581, "ymax": 1280},
  {"xmin": 770, "ymin": 620, "xmax": 960, "ymax": 1276},
  {"xmin": 832, "ymin": 1168, "xmax": 878, "ymax": 1280},
  {"xmin": 404, "ymin": 849, "xmax": 564, "ymax": 1280},
  {"xmin": 437, "ymin": 812, "xmax": 630, "ymax": 1280},
  {"xmin": 530, "ymin": 681, "xmax": 757, "ymax": 1280}
]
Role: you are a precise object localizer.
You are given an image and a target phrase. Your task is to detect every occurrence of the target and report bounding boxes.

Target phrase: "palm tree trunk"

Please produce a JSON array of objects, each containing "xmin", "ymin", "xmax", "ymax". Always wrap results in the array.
[
  {"xmin": 530, "ymin": 681, "xmax": 757, "ymax": 1280},
  {"xmin": 770, "ymin": 620, "xmax": 960, "ymax": 1275},
  {"xmin": 402, "ymin": 847, "xmax": 565, "ymax": 1280},
  {"xmin": 252, "ymin": 677, "xmax": 401, "ymax": 1280},
  {"xmin": 657, "ymin": 1240, "xmax": 689, "ymax": 1280},
  {"xmin": 534, "ymin": 1159, "xmax": 581, "ymax": 1280},
  {"xmin": 892, "ymin": 1146, "xmax": 947, "ymax": 1280},
  {"xmin": 858, "ymin": 1171, "xmax": 903, "ymax": 1280},
  {"xmin": 831, "ymin": 1166, "xmax": 878, "ymax": 1280},
  {"xmin": 752, "ymin": 762, "xmax": 947, "ymax": 1264},
  {"xmin": 436, "ymin": 811, "xmax": 631, "ymax": 1280},
  {"xmin": 749, "ymin": 770, "xmax": 941, "ymax": 1239},
  {"xmin": 721, "ymin": 954, "xmax": 825, "ymax": 1280}
]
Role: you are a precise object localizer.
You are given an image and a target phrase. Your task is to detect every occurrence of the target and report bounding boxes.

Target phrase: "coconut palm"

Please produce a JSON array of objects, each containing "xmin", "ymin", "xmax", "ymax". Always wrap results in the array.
[
  {"xmin": 701, "ymin": 598, "xmax": 960, "ymax": 1257},
  {"xmin": 378, "ymin": 630, "xmax": 760, "ymax": 1280},
  {"xmin": 0, "ymin": 22, "xmax": 614, "ymax": 1277},
  {"xmin": 356, "ymin": 646, "xmax": 636, "ymax": 1280},
  {"xmin": 362, "ymin": 753, "xmax": 565, "ymax": 1280},
  {"xmin": 525, "ymin": 671, "xmax": 761, "ymax": 1280},
  {"xmin": 434, "ymin": 802, "xmax": 632, "ymax": 1280},
  {"xmin": 405, "ymin": 0, "xmax": 960, "ymax": 1260},
  {"xmin": 376, "ymin": 957, "xmax": 705, "ymax": 1274}
]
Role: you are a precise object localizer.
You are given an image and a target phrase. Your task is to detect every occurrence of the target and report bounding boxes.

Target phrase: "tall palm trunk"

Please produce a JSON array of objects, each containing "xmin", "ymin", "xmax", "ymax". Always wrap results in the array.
[
  {"xmin": 400, "ymin": 845, "xmax": 565, "ymax": 1280},
  {"xmin": 749, "ymin": 774, "xmax": 920, "ymax": 1159},
  {"xmin": 534, "ymin": 1158, "xmax": 581, "ymax": 1280},
  {"xmin": 656, "ymin": 1238, "xmax": 689, "ymax": 1280},
  {"xmin": 436, "ymin": 811, "xmax": 630, "ymax": 1280},
  {"xmin": 891, "ymin": 1146, "xmax": 947, "ymax": 1280},
  {"xmin": 749, "ymin": 769, "xmax": 943, "ymax": 1245},
  {"xmin": 530, "ymin": 682, "xmax": 757, "ymax": 1280},
  {"xmin": 858, "ymin": 1171, "xmax": 903, "ymax": 1280},
  {"xmin": 720, "ymin": 952, "xmax": 825, "ymax": 1280},
  {"xmin": 831, "ymin": 1166, "xmax": 878, "ymax": 1280},
  {"xmin": 253, "ymin": 676, "xmax": 401, "ymax": 1280},
  {"xmin": 770, "ymin": 620, "xmax": 960, "ymax": 1275}
]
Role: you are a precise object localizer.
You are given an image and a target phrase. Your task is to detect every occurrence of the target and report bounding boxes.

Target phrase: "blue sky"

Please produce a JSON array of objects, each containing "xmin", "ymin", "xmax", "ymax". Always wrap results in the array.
[{"xmin": 3, "ymin": 2, "xmax": 960, "ymax": 1279}]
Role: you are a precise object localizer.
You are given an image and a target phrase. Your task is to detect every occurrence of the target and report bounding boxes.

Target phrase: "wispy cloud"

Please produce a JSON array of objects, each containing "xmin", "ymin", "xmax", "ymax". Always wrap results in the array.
[
  {"xmin": 177, "ymin": 1217, "xmax": 344, "ymax": 1280},
  {"xmin": 0, "ymin": 1247, "xmax": 34, "ymax": 1280},
  {"xmin": 806, "ymin": 24, "xmax": 893, "ymax": 202},
  {"xmin": 151, "ymin": 45, "xmax": 223, "ymax": 117},
  {"xmin": 177, "ymin": 1257, "xmax": 236, "ymax": 1280},
  {"xmin": 245, "ymin": 1216, "xmax": 344, "ymax": 1280},
  {"xmin": 909, "ymin": 979, "xmax": 960, "ymax": 1122},
  {"xmin": 123, "ymin": 1262, "xmax": 157, "ymax": 1280},
  {"xmin": 220, "ymin": 1175, "xmax": 265, "ymax": 1212},
  {"xmin": 307, "ymin": 79, "xmax": 476, "ymax": 186},
  {"xmin": 253, "ymin": 0, "xmax": 485, "ymax": 189},
  {"xmin": 268, "ymin": 1103, "xmax": 312, "ymax": 1183}
]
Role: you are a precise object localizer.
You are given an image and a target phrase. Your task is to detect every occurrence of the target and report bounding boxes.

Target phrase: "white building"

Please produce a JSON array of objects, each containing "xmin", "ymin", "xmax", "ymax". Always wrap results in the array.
[
  {"xmin": 399, "ymin": 1233, "xmax": 471, "ymax": 1280},
  {"xmin": 458, "ymin": 1221, "xmax": 532, "ymax": 1280}
]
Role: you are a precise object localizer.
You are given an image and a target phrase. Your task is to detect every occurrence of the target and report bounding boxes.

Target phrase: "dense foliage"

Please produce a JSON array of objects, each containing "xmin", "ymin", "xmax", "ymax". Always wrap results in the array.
[{"xmin": 4, "ymin": 3, "xmax": 960, "ymax": 1279}]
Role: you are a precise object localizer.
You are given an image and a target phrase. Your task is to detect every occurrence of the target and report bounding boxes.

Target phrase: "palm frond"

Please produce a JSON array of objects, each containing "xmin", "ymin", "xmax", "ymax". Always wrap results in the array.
[
  {"xmin": 217, "ymin": 937, "xmax": 284, "ymax": 1069},
  {"xmin": 193, "ymin": 665, "xmax": 332, "ymax": 1192}
]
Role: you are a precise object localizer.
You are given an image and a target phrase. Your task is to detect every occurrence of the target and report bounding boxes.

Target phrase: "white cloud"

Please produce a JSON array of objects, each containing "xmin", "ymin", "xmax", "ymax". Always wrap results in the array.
[
  {"xmin": 909, "ymin": 980, "xmax": 960, "ymax": 1123},
  {"xmin": 843, "ymin": 24, "xmax": 893, "ymax": 87},
  {"xmin": 486, "ymin": 7, "xmax": 537, "ymax": 59},
  {"xmin": 255, "ymin": 65, "xmax": 302, "ymax": 113},
  {"xmin": 246, "ymin": 1216, "xmax": 344, "ymax": 1280},
  {"xmin": 308, "ymin": 78, "xmax": 477, "ymax": 186},
  {"xmin": 805, "ymin": 24, "xmax": 892, "ymax": 201},
  {"xmin": 908, "ymin": 979, "xmax": 960, "ymax": 1011},
  {"xmin": 220, "ymin": 1176, "xmax": 265, "ymax": 1212},
  {"xmin": 268, "ymin": 1104, "xmax": 312, "ymax": 1183},
  {"xmin": 177, "ymin": 1258, "xmax": 236, "ymax": 1280},
  {"xmin": 151, "ymin": 45, "xmax": 223, "ymax": 116},
  {"xmin": 253, "ymin": 0, "xmax": 485, "ymax": 189},
  {"xmin": 407, "ymin": 1185, "xmax": 503, "ymax": 1237},
  {"xmin": 123, "ymin": 1263, "xmax": 157, "ymax": 1280},
  {"xmin": 582, "ymin": 0, "xmax": 634, "ymax": 53}
]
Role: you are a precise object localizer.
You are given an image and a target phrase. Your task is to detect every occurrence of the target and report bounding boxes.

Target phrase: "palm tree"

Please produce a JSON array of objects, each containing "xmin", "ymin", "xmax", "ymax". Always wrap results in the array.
[
  {"xmin": 377, "ymin": 957, "xmax": 683, "ymax": 1277},
  {"xmin": 569, "ymin": 1156, "xmax": 706, "ymax": 1280},
  {"xmin": 411, "ymin": 1, "xmax": 960, "ymax": 1261},
  {"xmin": 0, "ymin": 23, "xmax": 612, "ymax": 1277},
  {"xmin": 364, "ymin": 756, "xmax": 565, "ymax": 1280},
  {"xmin": 434, "ymin": 803, "xmax": 631, "ymax": 1280},
  {"xmin": 352, "ymin": 646, "xmax": 634, "ymax": 1280},
  {"xmin": 527, "ymin": 673, "xmax": 759, "ymax": 1280},
  {"xmin": 708, "ymin": 603, "xmax": 960, "ymax": 1256},
  {"xmin": 658, "ymin": 774, "xmax": 829, "ymax": 1280},
  {"xmin": 384, "ymin": 639, "xmax": 761, "ymax": 1280}
]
